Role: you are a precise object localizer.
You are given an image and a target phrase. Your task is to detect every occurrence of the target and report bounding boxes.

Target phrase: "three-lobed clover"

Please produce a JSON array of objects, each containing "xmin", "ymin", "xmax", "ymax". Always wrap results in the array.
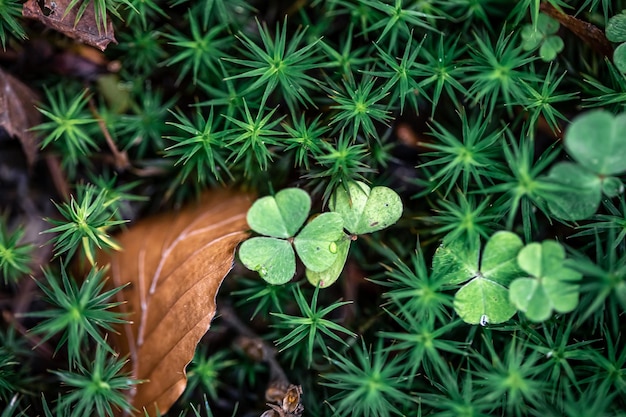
[
  {"xmin": 433, "ymin": 231, "xmax": 523, "ymax": 325},
  {"xmin": 521, "ymin": 13, "xmax": 564, "ymax": 62},
  {"xmin": 545, "ymin": 110, "xmax": 626, "ymax": 221},
  {"xmin": 433, "ymin": 231, "xmax": 583, "ymax": 325},
  {"xmin": 239, "ymin": 182, "xmax": 403, "ymax": 287},
  {"xmin": 509, "ymin": 240, "xmax": 582, "ymax": 322}
]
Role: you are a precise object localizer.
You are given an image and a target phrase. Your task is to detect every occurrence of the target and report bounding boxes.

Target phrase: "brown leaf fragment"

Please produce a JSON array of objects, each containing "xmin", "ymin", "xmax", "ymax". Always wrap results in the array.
[
  {"xmin": 22, "ymin": 0, "xmax": 116, "ymax": 51},
  {"xmin": 96, "ymin": 188, "xmax": 253, "ymax": 416},
  {"xmin": 0, "ymin": 68, "xmax": 41, "ymax": 168}
]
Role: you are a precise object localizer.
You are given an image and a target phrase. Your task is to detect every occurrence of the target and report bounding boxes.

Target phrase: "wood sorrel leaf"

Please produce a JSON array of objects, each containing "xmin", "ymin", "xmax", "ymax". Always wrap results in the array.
[
  {"xmin": 294, "ymin": 212, "xmax": 344, "ymax": 272},
  {"xmin": 432, "ymin": 235, "xmax": 480, "ymax": 285},
  {"xmin": 246, "ymin": 188, "xmax": 311, "ymax": 238},
  {"xmin": 435, "ymin": 231, "xmax": 524, "ymax": 325},
  {"xmin": 606, "ymin": 12, "xmax": 626, "ymax": 43},
  {"xmin": 454, "ymin": 277, "xmax": 517, "ymax": 325},
  {"xmin": 545, "ymin": 162, "xmax": 602, "ymax": 221},
  {"xmin": 480, "ymin": 231, "xmax": 524, "ymax": 286},
  {"xmin": 565, "ymin": 110, "xmax": 626, "ymax": 176},
  {"xmin": 238, "ymin": 237, "xmax": 295, "ymax": 285},
  {"xmin": 510, "ymin": 240, "xmax": 582, "ymax": 322},
  {"xmin": 306, "ymin": 237, "xmax": 351, "ymax": 288},
  {"xmin": 614, "ymin": 43, "xmax": 626, "ymax": 73},
  {"xmin": 330, "ymin": 181, "xmax": 402, "ymax": 235}
]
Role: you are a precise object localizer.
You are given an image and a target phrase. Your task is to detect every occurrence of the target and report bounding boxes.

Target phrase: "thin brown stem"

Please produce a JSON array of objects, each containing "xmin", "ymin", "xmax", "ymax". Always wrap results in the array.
[
  {"xmin": 540, "ymin": 2, "xmax": 613, "ymax": 59},
  {"xmin": 87, "ymin": 98, "xmax": 130, "ymax": 171}
]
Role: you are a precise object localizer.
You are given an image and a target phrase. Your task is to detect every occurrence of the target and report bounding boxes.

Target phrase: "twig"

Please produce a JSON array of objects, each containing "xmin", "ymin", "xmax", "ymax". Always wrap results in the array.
[
  {"xmin": 45, "ymin": 154, "xmax": 70, "ymax": 199},
  {"xmin": 540, "ymin": 2, "xmax": 613, "ymax": 59},
  {"xmin": 3, "ymin": 310, "xmax": 54, "ymax": 359},
  {"xmin": 87, "ymin": 98, "xmax": 130, "ymax": 171},
  {"xmin": 218, "ymin": 303, "xmax": 288, "ymax": 384}
]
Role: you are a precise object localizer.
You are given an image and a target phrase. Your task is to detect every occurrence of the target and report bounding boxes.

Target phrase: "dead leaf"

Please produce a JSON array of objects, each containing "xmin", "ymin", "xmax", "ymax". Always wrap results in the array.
[
  {"xmin": 0, "ymin": 68, "xmax": 41, "ymax": 168},
  {"xmin": 96, "ymin": 188, "xmax": 253, "ymax": 416},
  {"xmin": 22, "ymin": 0, "xmax": 116, "ymax": 51}
]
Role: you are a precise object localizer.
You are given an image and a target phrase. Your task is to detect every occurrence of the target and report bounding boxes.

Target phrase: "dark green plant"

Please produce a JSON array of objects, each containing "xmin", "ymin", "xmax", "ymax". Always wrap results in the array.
[
  {"xmin": 225, "ymin": 16, "xmax": 323, "ymax": 114},
  {"xmin": 52, "ymin": 343, "xmax": 139, "ymax": 416},
  {"xmin": 33, "ymin": 88, "xmax": 98, "ymax": 168},
  {"xmin": 271, "ymin": 285, "xmax": 355, "ymax": 367},
  {"xmin": 182, "ymin": 348, "xmax": 235, "ymax": 403},
  {"xmin": 5, "ymin": 0, "xmax": 626, "ymax": 416},
  {"xmin": 0, "ymin": 0, "xmax": 26, "ymax": 49},
  {"xmin": 43, "ymin": 185, "xmax": 127, "ymax": 264},
  {"xmin": 321, "ymin": 339, "xmax": 415, "ymax": 417},
  {"xmin": 0, "ymin": 222, "xmax": 33, "ymax": 285},
  {"xmin": 162, "ymin": 13, "xmax": 230, "ymax": 85},
  {"xmin": 27, "ymin": 264, "xmax": 128, "ymax": 366}
]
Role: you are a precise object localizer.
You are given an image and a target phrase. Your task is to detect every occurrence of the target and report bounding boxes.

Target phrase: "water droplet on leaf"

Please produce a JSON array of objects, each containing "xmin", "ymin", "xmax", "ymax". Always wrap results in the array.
[{"xmin": 329, "ymin": 242, "xmax": 337, "ymax": 253}]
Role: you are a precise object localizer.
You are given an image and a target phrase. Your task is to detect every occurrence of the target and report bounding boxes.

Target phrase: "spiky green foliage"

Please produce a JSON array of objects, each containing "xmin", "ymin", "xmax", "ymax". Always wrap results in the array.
[
  {"xmin": 225, "ymin": 16, "xmax": 323, "ymax": 113},
  {"xmin": 0, "ymin": 222, "xmax": 32, "ymax": 285},
  {"xmin": 182, "ymin": 348, "xmax": 235, "ymax": 402},
  {"xmin": 33, "ymin": 88, "xmax": 98, "ymax": 167},
  {"xmin": 28, "ymin": 265, "xmax": 128, "ymax": 366},
  {"xmin": 326, "ymin": 74, "xmax": 392, "ymax": 141},
  {"xmin": 166, "ymin": 107, "xmax": 231, "ymax": 184},
  {"xmin": 0, "ymin": 0, "xmax": 26, "ymax": 49},
  {"xmin": 43, "ymin": 185, "xmax": 127, "ymax": 264},
  {"xmin": 53, "ymin": 343, "xmax": 139, "ymax": 416},
  {"xmin": 12, "ymin": 1, "xmax": 626, "ymax": 416},
  {"xmin": 224, "ymin": 100, "xmax": 284, "ymax": 176},
  {"xmin": 419, "ymin": 109, "xmax": 502, "ymax": 196},
  {"xmin": 272, "ymin": 286, "xmax": 355, "ymax": 367},
  {"xmin": 163, "ymin": 13, "xmax": 230, "ymax": 85},
  {"xmin": 466, "ymin": 28, "xmax": 537, "ymax": 116},
  {"xmin": 321, "ymin": 339, "xmax": 415, "ymax": 417}
]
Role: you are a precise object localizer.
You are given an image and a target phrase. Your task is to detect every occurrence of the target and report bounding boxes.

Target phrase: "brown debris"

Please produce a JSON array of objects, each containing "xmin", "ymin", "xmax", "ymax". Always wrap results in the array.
[
  {"xmin": 22, "ymin": 0, "xmax": 117, "ymax": 51},
  {"xmin": 0, "ymin": 68, "xmax": 41, "ymax": 169}
]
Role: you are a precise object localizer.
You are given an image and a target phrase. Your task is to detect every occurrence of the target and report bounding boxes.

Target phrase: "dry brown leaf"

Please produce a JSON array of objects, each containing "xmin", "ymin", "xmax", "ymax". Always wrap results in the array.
[
  {"xmin": 0, "ymin": 68, "xmax": 41, "ymax": 168},
  {"xmin": 22, "ymin": 0, "xmax": 116, "ymax": 51},
  {"xmin": 96, "ymin": 188, "xmax": 253, "ymax": 416}
]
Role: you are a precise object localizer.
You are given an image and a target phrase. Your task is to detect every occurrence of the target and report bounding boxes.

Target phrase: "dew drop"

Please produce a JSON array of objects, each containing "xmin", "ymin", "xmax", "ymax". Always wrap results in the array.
[
  {"xmin": 479, "ymin": 314, "xmax": 489, "ymax": 326},
  {"xmin": 329, "ymin": 242, "xmax": 338, "ymax": 253}
]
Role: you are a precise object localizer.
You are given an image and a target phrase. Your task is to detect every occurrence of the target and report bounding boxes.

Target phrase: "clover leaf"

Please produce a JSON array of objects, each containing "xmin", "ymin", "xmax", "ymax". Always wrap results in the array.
[
  {"xmin": 246, "ymin": 188, "xmax": 311, "ymax": 238},
  {"xmin": 239, "ymin": 188, "xmax": 345, "ymax": 285},
  {"xmin": 240, "ymin": 183, "xmax": 403, "ymax": 287},
  {"xmin": 545, "ymin": 110, "xmax": 626, "ymax": 221},
  {"xmin": 606, "ymin": 11, "xmax": 626, "ymax": 43},
  {"xmin": 521, "ymin": 13, "xmax": 563, "ymax": 61},
  {"xmin": 434, "ymin": 231, "xmax": 524, "ymax": 325},
  {"xmin": 239, "ymin": 237, "xmax": 295, "ymax": 285},
  {"xmin": 239, "ymin": 187, "xmax": 313, "ymax": 284},
  {"xmin": 566, "ymin": 110, "xmax": 626, "ymax": 176},
  {"xmin": 330, "ymin": 181, "xmax": 402, "ymax": 235},
  {"xmin": 306, "ymin": 236, "xmax": 351, "ymax": 288},
  {"xmin": 509, "ymin": 240, "xmax": 582, "ymax": 322},
  {"xmin": 545, "ymin": 162, "xmax": 602, "ymax": 221},
  {"xmin": 294, "ymin": 212, "xmax": 344, "ymax": 272},
  {"xmin": 607, "ymin": 11, "xmax": 626, "ymax": 73}
]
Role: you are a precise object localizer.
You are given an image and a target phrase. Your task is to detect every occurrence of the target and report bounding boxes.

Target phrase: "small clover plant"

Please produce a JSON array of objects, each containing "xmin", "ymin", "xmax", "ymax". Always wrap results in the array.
[
  {"xmin": 606, "ymin": 11, "xmax": 626, "ymax": 73},
  {"xmin": 238, "ymin": 188, "xmax": 344, "ymax": 285},
  {"xmin": 509, "ymin": 240, "xmax": 582, "ymax": 322},
  {"xmin": 545, "ymin": 110, "xmax": 626, "ymax": 220},
  {"xmin": 238, "ymin": 182, "xmax": 403, "ymax": 287},
  {"xmin": 520, "ymin": 13, "xmax": 564, "ymax": 62},
  {"xmin": 433, "ymin": 231, "xmax": 524, "ymax": 325}
]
